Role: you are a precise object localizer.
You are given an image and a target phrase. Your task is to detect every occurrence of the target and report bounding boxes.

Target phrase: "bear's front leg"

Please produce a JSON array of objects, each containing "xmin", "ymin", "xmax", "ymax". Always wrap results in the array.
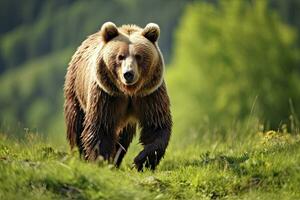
[
  {"xmin": 81, "ymin": 123, "xmax": 116, "ymax": 161},
  {"xmin": 133, "ymin": 84, "xmax": 172, "ymax": 171},
  {"xmin": 81, "ymin": 84, "xmax": 116, "ymax": 161},
  {"xmin": 134, "ymin": 125, "xmax": 171, "ymax": 171}
]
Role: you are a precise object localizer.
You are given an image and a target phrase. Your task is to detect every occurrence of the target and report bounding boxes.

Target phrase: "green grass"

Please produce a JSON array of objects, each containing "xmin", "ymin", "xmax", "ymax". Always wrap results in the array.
[{"xmin": 0, "ymin": 130, "xmax": 300, "ymax": 200}]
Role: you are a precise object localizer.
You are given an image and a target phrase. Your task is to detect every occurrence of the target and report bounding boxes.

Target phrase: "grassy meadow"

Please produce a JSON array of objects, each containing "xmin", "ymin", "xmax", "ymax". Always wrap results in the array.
[{"xmin": 1, "ymin": 128, "xmax": 300, "ymax": 199}]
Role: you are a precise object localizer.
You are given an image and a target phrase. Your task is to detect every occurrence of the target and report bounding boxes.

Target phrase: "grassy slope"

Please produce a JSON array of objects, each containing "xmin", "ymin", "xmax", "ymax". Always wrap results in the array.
[{"xmin": 0, "ymin": 131, "xmax": 300, "ymax": 200}]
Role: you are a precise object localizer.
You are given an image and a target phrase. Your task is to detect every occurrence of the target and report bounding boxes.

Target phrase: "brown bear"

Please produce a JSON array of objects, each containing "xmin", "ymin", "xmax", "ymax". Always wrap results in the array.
[{"xmin": 64, "ymin": 22, "xmax": 172, "ymax": 171}]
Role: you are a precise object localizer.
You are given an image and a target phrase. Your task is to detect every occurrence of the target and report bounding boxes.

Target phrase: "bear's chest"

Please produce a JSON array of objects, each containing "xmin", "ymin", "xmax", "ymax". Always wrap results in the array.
[{"xmin": 115, "ymin": 97, "xmax": 138, "ymax": 135}]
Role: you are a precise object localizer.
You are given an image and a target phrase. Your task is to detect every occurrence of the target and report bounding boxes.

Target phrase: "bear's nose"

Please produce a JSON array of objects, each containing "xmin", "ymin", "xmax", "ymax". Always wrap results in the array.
[{"xmin": 123, "ymin": 71, "xmax": 135, "ymax": 83}]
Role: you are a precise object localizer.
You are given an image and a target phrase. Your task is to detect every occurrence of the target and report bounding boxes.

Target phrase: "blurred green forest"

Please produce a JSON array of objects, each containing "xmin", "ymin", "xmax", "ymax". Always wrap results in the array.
[{"xmin": 0, "ymin": 0, "xmax": 299, "ymax": 144}]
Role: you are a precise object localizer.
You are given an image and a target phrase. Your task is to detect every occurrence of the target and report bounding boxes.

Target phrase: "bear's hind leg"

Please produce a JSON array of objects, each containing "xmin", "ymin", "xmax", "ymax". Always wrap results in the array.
[
  {"xmin": 113, "ymin": 124, "xmax": 136, "ymax": 167},
  {"xmin": 64, "ymin": 97, "xmax": 85, "ymax": 155}
]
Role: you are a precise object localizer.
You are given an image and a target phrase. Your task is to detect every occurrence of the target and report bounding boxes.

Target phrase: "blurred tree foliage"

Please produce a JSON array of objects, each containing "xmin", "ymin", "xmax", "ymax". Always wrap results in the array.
[
  {"xmin": 0, "ymin": 49, "xmax": 72, "ymax": 136},
  {"xmin": 0, "ymin": 0, "xmax": 187, "ymax": 72},
  {"xmin": 167, "ymin": 0, "xmax": 300, "ymax": 136},
  {"xmin": 270, "ymin": 0, "xmax": 300, "ymax": 37}
]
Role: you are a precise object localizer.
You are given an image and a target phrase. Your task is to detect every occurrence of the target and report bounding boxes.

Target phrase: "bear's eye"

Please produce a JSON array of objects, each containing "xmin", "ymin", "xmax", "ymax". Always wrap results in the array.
[
  {"xmin": 135, "ymin": 54, "xmax": 142, "ymax": 62},
  {"xmin": 117, "ymin": 54, "xmax": 125, "ymax": 61}
]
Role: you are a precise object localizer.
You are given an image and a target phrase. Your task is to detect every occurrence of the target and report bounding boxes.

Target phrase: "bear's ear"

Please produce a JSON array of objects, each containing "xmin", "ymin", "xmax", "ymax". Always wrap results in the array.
[
  {"xmin": 142, "ymin": 23, "xmax": 160, "ymax": 43},
  {"xmin": 101, "ymin": 22, "xmax": 119, "ymax": 42}
]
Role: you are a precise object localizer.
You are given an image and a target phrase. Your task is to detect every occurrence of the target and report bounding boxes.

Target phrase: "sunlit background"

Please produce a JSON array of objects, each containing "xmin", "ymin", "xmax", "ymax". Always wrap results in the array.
[{"xmin": 0, "ymin": 0, "xmax": 299, "ymax": 147}]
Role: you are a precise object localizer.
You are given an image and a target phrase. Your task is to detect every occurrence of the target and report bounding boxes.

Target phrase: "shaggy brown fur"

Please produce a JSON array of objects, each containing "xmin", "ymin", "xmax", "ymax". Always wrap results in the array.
[{"xmin": 64, "ymin": 22, "xmax": 172, "ymax": 170}]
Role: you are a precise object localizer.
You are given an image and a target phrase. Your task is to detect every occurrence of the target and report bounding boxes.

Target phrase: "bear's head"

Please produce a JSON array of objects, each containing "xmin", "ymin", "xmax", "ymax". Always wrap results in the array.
[{"xmin": 94, "ymin": 22, "xmax": 164, "ymax": 96}]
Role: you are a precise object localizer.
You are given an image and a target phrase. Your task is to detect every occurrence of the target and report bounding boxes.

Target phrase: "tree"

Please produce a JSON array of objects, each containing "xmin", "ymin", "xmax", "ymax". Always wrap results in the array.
[{"xmin": 168, "ymin": 0, "xmax": 300, "ymax": 133}]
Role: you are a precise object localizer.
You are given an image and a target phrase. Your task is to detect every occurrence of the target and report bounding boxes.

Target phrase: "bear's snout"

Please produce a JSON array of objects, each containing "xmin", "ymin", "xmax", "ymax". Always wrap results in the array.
[
  {"xmin": 120, "ymin": 56, "xmax": 139, "ymax": 86},
  {"xmin": 123, "ymin": 70, "xmax": 135, "ymax": 83}
]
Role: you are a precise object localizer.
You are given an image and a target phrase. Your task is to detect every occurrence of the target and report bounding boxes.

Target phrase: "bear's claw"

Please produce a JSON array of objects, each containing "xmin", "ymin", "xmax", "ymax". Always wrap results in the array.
[{"xmin": 133, "ymin": 145, "xmax": 161, "ymax": 171}]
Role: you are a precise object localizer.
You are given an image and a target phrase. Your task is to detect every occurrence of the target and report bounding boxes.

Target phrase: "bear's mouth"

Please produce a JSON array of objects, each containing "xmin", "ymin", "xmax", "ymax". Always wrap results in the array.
[
  {"xmin": 123, "ymin": 81, "xmax": 136, "ymax": 86},
  {"xmin": 119, "ymin": 79, "xmax": 142, "ymax": 95},
  {"xmin": 123, "ymin": 82, "xmax": 138, "ymax": 89}
]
